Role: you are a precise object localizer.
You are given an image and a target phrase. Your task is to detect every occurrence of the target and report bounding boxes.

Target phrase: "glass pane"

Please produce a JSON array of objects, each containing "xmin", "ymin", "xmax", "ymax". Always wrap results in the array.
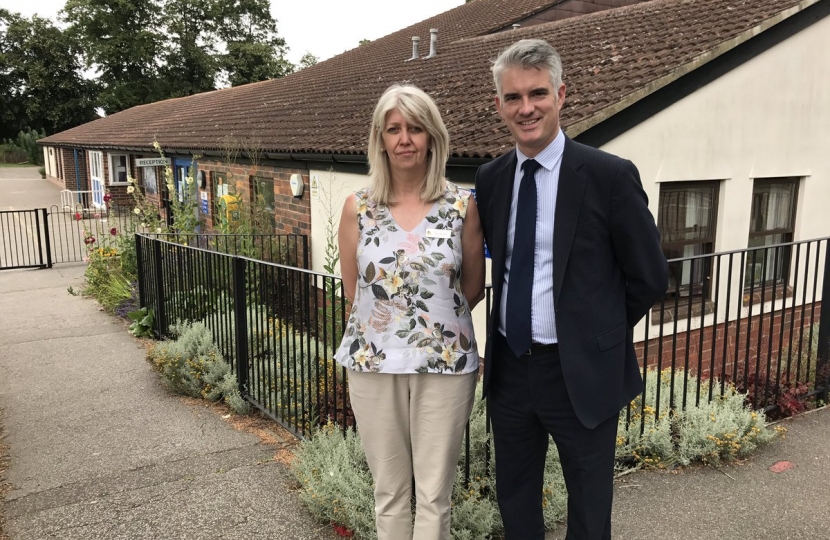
[
  {"xmin": 143, "ymin": 167, "xmax": 157, "ymax": 195},
  {"xmin": 744, "ymin": 235, "xmax": 789, "ymax": 287},
  {"xmin": 750, "ymin": 180, "xmax": 796, "ymax": 233},
  {"xmin": 664, "ymin": 243, "xmax": 709, "ymax": 297},
  {"xmin": 115, "ymin": 155, "xmax": 128, "ymax": 183},
  {"xmin": 658, "ymin": 184, "xmax": 716, "ymax": 243},
  {"xmin": 255, "ymin": 177, "xmax": 275, "ymax": 212}
]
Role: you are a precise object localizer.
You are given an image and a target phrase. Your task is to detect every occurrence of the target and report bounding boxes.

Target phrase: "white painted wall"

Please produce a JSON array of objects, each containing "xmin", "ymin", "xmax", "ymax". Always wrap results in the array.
[{"xmin": 602, "ymin": 14, "xmax": 830, "ymax": 340}]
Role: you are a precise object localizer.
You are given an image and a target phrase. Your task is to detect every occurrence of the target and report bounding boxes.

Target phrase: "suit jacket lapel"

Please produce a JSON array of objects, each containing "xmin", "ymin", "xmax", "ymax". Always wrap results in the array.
[
  {"xmin": 489, "ymin": 150, "xmax": 518, "ymax": 304},
  {"xmin": 554, "ymin": 138, "xmax": 587, "ymax": 305}
]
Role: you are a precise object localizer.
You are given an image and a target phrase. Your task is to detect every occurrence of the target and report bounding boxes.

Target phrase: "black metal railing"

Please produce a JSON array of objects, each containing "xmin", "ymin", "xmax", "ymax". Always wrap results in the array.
[
  {"xmin": 633, "ymin": 236, "xmax": 829, "ymax": 426},
  {"xmin": 136, "ymin": 233, "xmax": 336, "ymax": 439},
  {"xmin": 136, "ymin": 233, "xmax": 828, "ymax": 481},
  {"xmin": 46, "ymin": 203, "xmax": 141, "ymax": 264},
  {"xmin": 1, "ymin": 204, "xmax": 143, "ymax": 270},
  {"xmin": 143, "ymin": 232, "xmax": 308, "ymax": 268},
  {"xmin": 0, "ymin": 209, "xmax": 51, "ymax": 270}
]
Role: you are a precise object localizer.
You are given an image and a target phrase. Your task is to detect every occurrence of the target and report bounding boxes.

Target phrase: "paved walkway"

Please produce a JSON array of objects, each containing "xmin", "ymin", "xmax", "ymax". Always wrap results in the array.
[
  {"xmin": 0, "ymin": 265, "xmax": 336, "ymax": 540},
  {"xmin": 2, "ymin": 174, "xmax": 829, "ymax": 540}
]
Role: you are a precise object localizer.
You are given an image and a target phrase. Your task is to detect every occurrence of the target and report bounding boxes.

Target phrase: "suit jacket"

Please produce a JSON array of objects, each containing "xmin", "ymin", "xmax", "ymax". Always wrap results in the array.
[{"xmin": 475, "ymin": 137, "xmax": 668, "ymax": 429}]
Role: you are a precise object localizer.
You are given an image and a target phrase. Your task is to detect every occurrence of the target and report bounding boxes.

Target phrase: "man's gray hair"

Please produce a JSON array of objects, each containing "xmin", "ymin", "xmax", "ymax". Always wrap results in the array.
[{"xmin": 492, "ymin": 39, "xmax": 563, "ymax": 98}]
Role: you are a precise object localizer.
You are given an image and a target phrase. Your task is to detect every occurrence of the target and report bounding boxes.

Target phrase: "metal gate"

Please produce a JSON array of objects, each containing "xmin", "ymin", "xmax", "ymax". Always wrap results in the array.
[
  {"xmin": 1, "ymin": 205, "xmax": 139, "ymax": 270},
  {"xmin": 0, "ymin": 209, "xmax": 52, "ymax": 270}
]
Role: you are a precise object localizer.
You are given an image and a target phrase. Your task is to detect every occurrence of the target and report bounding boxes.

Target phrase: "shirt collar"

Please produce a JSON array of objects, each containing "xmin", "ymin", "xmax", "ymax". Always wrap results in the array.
[{"xmin": 515, "ymin": 129, "xmax": 565, "ymax": 172}]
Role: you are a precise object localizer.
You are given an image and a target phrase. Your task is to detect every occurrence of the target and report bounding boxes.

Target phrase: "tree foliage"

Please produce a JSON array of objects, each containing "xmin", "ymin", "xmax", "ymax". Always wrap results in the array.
[
  {"xmin": 1, "ymin": 1, "xmax": 310, "ymax": 139},
  {"xmin": 298, "ymin": 52, "xmax": 318, "ymax": 70},
  {"xmin": 0, "ymin": 9, "xmax": 97, "ymax": 139},
  {"xmin": 61, "ymin": 0, "xmax": 296, "ymax": 110},
  {"xmin": 62, "ymin": 0, "xmax": 165, "ymax": 114}
]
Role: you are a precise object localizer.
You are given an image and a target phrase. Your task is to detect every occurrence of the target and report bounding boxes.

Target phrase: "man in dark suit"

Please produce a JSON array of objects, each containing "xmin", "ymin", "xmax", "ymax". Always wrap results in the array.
[{"xmin": 474, "ymin": 39, "xmax": 668, "ymax": 540}]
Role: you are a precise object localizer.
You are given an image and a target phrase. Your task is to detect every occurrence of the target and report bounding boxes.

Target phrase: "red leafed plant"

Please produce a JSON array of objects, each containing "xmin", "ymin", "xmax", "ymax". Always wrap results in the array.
[{"xmin": 332, "ymin": 523, "xmax": 354, "ymax": 537}]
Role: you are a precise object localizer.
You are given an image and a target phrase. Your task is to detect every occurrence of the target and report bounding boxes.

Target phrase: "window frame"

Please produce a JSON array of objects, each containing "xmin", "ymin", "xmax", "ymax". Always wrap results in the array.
[
  {"xmin": 657, "ymin": 180, "xmax": 720, "ymax": 300},
  {"xmin": 108, "ymin": 153, "xmax": 130, "ymax": 185},
  {"xmin": 744, "ymin": 176, "xmax": 799, "ymax": 290}
]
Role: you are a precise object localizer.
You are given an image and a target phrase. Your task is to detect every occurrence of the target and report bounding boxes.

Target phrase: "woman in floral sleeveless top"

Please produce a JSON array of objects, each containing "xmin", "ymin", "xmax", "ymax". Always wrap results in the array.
[{"xmin": 336, "ymin": 84, "xmax": 485, "ymax": 540}]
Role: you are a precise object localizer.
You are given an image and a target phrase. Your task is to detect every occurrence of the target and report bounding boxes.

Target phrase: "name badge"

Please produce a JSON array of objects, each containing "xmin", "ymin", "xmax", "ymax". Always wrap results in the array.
[{"xmin": 426, "ymin": 228, "xmax": 452, "ymax": 239}]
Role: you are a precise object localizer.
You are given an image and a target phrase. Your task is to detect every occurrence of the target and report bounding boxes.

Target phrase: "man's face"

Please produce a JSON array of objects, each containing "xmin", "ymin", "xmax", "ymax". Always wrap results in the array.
[{"xmin": 495, "ymin": 66, "xmax": 566, "ymax": 158}]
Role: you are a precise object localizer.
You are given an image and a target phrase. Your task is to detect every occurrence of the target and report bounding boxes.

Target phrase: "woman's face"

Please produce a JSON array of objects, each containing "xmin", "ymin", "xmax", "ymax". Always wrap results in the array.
[{"xmin": 382, "ymin": 108, "xmax": 430, "ymax": 178}]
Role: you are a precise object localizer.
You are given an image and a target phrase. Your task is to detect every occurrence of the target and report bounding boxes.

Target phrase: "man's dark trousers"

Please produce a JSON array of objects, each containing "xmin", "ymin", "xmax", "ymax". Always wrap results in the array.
[{"xmin": 489, "ymin": 333, "xmax": 618, "ymax": 540}]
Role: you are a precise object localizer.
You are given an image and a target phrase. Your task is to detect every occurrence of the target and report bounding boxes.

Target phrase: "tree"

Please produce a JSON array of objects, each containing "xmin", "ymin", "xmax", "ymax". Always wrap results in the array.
[
  {"xmin": 0, "ymin": 10, "xmax": 97, "ymax": 137},
  {"xmin": 215, "ymin": 0, "xmax": 293, "ymax": 86},
  {"xmin": 0, "ymin": 10, "xmax": 25, "ymax": 140},
  {"xmin": 62, "ymin": 0, "xmax": 166, "ymax": 114},
  {"xmin": 297, "ymin": 52, "xmax": 318, "ymax": 70},
  {"xmin": 160, "ymin": 0, "xmax": 218, "ymax": 97}
]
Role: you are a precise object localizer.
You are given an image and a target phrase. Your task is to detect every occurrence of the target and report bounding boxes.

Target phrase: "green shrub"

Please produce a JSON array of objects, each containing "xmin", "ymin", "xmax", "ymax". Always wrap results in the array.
[
  {"xmin": 2, "ymin": 129, "xmax": 45, "ymax": 165},
  {"xmin": 146, "ymin": 320, "xmax": 250, "ymax": 414},
  {"xmin": 127, "ymin": 307, "xmax": 155, "ymax": 338},
  {"xmin": 617, "ymin": 368, "xmax": 776, "ymax": 467}
]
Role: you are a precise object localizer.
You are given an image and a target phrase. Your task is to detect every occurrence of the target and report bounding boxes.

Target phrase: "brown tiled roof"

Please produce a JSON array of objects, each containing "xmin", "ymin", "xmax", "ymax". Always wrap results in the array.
[{"xmin": 41, "ymin": 0, "xmax": 820, "ymax": 159}]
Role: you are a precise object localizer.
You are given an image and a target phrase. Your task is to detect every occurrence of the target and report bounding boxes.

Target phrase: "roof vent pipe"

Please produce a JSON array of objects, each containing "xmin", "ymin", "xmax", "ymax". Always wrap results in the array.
[
  {"xmin": 512, "ymin": 23, "xmax": 521, "ymax": 29},
  {"xmin": 405, "ymin": 36, "xmax": 420, "ymax": 62},
  {"xmin": 424, "ymin": 28, "xmax": 438, "ymax": 59}
]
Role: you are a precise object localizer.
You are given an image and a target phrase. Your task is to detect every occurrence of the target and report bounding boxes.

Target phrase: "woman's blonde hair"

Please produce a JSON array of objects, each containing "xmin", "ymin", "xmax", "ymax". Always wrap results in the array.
[{"xmin": 367, "ymin": 84, "xmax": 449, "ymax": 205}]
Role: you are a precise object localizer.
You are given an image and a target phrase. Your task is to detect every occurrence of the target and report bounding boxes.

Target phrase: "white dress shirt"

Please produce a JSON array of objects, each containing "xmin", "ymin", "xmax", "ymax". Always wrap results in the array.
[{"xmin": 498, "ymin": 129, "xmax": 565, "ymax": 344}]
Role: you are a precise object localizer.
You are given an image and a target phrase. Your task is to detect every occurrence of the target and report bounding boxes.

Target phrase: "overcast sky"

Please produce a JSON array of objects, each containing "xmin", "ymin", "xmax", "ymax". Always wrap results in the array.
[{"xmin": 0, "ymin": 0, "xmax": 465, "ymax": 64}]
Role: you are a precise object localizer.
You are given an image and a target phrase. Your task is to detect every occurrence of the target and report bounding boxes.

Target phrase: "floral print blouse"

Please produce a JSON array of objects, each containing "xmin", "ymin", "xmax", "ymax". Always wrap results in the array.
[{"xmin": 335, "ymin": 181, "xmax": 480, "ymax": 375}]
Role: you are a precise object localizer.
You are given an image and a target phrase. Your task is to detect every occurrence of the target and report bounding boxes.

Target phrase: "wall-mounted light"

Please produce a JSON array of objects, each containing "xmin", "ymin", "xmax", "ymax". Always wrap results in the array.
[{"xmin": 289, "ymin": 173, "xmax": 304, "ymax": 198}]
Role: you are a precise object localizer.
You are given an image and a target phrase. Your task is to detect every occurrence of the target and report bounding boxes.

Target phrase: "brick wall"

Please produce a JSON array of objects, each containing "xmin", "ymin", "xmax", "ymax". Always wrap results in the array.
[
  {"xmin": 636, "ymin": 301, "xmax": 823, "ymax": 382},
  {"xmin": 198, "ymin": 159, "xmax": 311, "ymax": 237}
]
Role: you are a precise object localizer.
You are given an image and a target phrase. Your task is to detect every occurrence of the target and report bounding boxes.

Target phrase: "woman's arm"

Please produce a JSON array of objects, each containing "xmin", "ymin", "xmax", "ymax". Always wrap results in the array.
[
  {"xmin": 460, "ymin": 195, "xmax": 485, "ymax": 310},
  {"xmin": 338, "ymin": 193, "xmax": 359, "ymax": 304}
]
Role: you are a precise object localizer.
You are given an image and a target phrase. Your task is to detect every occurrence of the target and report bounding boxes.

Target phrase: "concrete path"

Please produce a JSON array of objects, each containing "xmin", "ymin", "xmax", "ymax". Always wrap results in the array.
[
  {"xmin": 544, "ymin": 409, "xmax": 830, "ymax": 540},
  {"xmin": 0, "ymin": 265, "xmax": 336, "ymax": 540},
  {"xmin": 0, "ymin": 167, "xmax": 57, "ymax": 210}
]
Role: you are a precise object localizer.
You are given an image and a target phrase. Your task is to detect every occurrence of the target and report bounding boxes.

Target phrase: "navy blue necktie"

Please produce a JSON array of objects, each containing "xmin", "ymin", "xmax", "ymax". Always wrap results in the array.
[{"xmin": 506, "ymin": 158, "xmax": 541, "ymax": 357}]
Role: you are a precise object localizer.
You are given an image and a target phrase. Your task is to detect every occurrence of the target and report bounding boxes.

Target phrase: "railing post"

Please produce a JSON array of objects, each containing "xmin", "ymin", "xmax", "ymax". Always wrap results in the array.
[
  {"xmin": 41, "ymin": 208, "xmax": 53, "ymax": 268},
  {"xmin": 233, "ymin": 256, "xmax": 249, "ymax": 394},
  {"xmin": 153, "ymin": 240, "xmax": 167, "ymax": 338},
  {"xmin": 815, "ymin": 240, "xmax": 830, "ymax": 403},
  {"xmin": 135, "ymin": 234, "xmax": 146, "ymax": 308}
]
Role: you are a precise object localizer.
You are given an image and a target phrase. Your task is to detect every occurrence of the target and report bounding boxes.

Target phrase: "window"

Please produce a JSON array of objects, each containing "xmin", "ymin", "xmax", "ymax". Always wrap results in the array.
[
  {"xmin": 251, "ymin": 176, "xmax": 276, "ymax": 229},
  {"xmin": 109, "ymin": 153, "xmax": 129, "ymax": 184},
  {"xmin": 215, "ymin": 172, "xmax": 229, "ymax": 198},
  {"xmin": 142, "ymin": 166, "xmax": 158, "ymax": 195},
  {"xmin": 657, "ymin": 181, "xmax": 719, "ymax": 298},
  {"xmin": 88, "ymin": 151, "xmax": 105, "ymax": 207},
  {"xmin": 745, "ymin": 177, "xmax": 798, "ymax": 288}
]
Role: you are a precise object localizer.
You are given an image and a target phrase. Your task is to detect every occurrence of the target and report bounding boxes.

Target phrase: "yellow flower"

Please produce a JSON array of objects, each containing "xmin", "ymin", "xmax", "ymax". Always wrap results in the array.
[
  {"xmin": 133, "ymin": 207, "xmax": 141, "ymax": 215},
  {"xmin": 453, "ymin": 198, "xmax": 466, "ymax": 213},
  {"xmin": 356, "ymin": 198, "xmax": 368, "ymax": 215},
  {"xmin": 127, "ymin": 185, "xmax": 135, "ymax": 194}
]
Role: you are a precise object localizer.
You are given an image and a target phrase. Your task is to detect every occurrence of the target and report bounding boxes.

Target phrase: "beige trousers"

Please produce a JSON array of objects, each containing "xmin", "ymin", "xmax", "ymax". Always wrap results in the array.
[{"xmin": 347, "ymin": 370, "xmax": 477, "ymax": 540}]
